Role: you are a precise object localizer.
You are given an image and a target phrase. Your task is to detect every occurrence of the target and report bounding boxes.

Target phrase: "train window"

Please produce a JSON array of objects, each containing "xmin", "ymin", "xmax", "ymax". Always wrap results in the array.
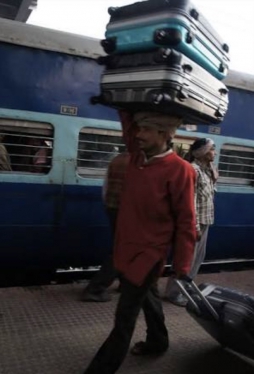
[
  {"xmin": 0, "ymin": 119, "xmax": 53, "ymax": 174},
  {"xmin": 218, "ymin": 144, "xmax": 254, "ymax": 185},
  {"xmin": 77, "ymin": 128, "xmax": 125, "ymax": 178},
  {"xmin": 172, "ymin": 136, "xmax": 195, "ymax": 159}
]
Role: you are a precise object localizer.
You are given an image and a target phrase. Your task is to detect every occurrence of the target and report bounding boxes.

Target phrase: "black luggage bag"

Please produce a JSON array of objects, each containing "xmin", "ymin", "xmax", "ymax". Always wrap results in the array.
[
  {"xmin": 176, "ymin": 280, "xmax": 254, "ymax": 360},
  {"xmin": 92, "ymin": 48, "xmax": 229, "ymax": 125}
]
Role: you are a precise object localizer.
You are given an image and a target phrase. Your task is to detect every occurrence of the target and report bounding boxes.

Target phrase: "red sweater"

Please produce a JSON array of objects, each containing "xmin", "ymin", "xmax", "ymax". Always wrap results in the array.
[{"xmin": 114, "ymin": 151, "xmax": 197, "ymax": 286}]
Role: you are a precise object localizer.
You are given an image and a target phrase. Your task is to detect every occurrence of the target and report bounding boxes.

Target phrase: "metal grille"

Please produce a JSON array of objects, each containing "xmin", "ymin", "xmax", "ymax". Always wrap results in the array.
[
  {"xmin": 0, "ymin": 119, "xmax": 53, "ymax": 174},
  {"xmin": 77, "ymin": 128, "xmax": 125, "ymax": 178},
  {"xmin": 218, "ymin": 144, "xmax": 254, "ymax": 186}
]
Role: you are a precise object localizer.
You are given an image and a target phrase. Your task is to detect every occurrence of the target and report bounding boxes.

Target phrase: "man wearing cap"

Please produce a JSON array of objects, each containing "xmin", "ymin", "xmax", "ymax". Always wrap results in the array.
[
  {"xmin": 165, "ymin": 137, "xmax": 218, "ymax": 306},
  {"xmin": 83, "ymin": 111, "xmax": 196, "ymax": 374}
]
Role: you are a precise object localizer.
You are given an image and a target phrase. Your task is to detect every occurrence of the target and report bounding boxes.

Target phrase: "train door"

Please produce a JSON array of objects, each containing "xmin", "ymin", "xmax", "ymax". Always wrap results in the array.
[
  {"xmin": 59, "ymin": 125, "xmax": 125, "ymax": 268},
  {"xmin": 0, "ymin": 117, "xmax": 60, "ymax": 275}
]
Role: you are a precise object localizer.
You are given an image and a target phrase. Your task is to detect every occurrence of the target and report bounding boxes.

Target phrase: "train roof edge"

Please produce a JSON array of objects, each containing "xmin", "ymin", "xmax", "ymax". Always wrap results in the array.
[
  {"xmin": 0, "ymin": 17, "xmax": 105, "ymax": 59},
  {"xmin": 0, "ymin": 18, "xmax": 254, "ymax": 93},
  {"xmin": 224, "ymin": 70, "xmax": 254, "ymax": 92}
]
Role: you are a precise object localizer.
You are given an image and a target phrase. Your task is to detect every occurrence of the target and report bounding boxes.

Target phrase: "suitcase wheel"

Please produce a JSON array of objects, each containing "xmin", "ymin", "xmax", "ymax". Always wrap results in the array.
[
  {"xmin": 190, "ymin": 8, "xmax": 199, "ymax": 21},
  {"xmin": 153, "ymin": 93, "xmax": 172, "ymax": 105},
  {"xmin": 219, "ymin": 87, "xmax": 228, "ymax": 95},
  {"xmin": 154, "ymin": 28, "xmax": 182, "ymax": 46},
  {"xmin": 178, "ymin": 90, "xmax": 189, "ymax": 101},
  {"xmin": 155, "ymin": 48, "xmax": 171, "ymax": 62},
  {"xmin": 219, "ymin": 62, "xmax": 227, "ymax": 73},
  {"xmin": 108, "ymin": 7, "xmax": 118, "ymax": 16},
  {"xmin": 215, "ymin": 109, "xmax": 224, "ymax": 119},
  {"xmin": 154, "ymin": 48, "xmax": 176, "ymax": 65},
  {"xmin": 154, "ymin": 48, "xmax": 177, "ymax": 64},
  {"xmin": 186, "ymin": 31, "xmax": 195, "ymax": 44},
  {"xmin": 182, "ymin": 64, "xmax": 193, "ymax": 73},
  {"xmin": 101, "ymin": 38, "xmax": 116, "ymax": 54},
  {"xmin": 222, "ymin": 43, "xmax": 229, "ymax": 53}
]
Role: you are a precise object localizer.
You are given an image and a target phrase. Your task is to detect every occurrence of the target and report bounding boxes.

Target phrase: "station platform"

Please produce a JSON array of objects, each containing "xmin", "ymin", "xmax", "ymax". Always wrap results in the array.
[{"xmin": 0, "ymin": 269, "xmax": 254, "ymax": 374}]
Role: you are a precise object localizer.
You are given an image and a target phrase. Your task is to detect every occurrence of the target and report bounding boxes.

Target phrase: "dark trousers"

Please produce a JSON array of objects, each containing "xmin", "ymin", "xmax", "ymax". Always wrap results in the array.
[
  {"xmin": 84, "ymin": 264, "xmax": 169, "ymax": 374},
  {"xmin": 86, "ymin": 208, "xmax": 119, "ymax": 294}
]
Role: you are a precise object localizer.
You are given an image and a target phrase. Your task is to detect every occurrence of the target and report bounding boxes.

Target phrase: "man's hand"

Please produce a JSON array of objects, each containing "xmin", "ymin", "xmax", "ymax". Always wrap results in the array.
[
  {"xmin": 196, "ymin": 230, "xmax": 202, "ymax": 241},
  {"xmin": 168, "ymin": 270, "xmax": 192, "ymax": 282}
]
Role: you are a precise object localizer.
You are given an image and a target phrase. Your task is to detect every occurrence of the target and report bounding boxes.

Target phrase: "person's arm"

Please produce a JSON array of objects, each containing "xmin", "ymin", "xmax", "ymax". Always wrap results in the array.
[
  {"xmin": 210, "ymin": 162, "xmax": 219, "ymax": 183},
  {"xmin": 118, "ymin": 111, "xmax": 138, "ymax": 153},
  {"xmin": 193, "ymin": 169, "xmax": 201, "ymax": 239},
  {"xmin": 169, "ymin": 163, "xmax": 196, "ymax": 278}
]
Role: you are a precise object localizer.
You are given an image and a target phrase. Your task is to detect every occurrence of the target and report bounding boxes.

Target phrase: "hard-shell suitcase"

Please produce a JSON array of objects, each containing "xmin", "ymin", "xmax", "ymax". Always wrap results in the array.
[
  {"xmin": 102, "ymin": 0, "xmax": 230, "ymax": 80},
  {"xmin": 176, "ymin": 280, "xmax": 254, "ymax": 360},
  {"xmin": 92, "ymin": 49, "xmax": 229, "ymax": 125}
]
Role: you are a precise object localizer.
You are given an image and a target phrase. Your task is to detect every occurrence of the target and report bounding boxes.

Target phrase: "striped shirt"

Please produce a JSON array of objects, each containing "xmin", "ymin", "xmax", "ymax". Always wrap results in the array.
[{"xmin": 192, "ymin": 160, "xmax": 216, "ymax": 231}]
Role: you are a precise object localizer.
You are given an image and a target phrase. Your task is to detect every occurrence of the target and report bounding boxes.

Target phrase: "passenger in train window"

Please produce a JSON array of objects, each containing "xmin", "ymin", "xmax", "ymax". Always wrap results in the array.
[
  {"xmin": 23, "ymin": 137, "xmax": 51, "ymax": 173},
  {"xmin": 165, "ymin": 137, "xmax": 218, "ymax": 307},
  {"xmin": 32, "ymin": 139, "xmax": 51, "ymax": 173},
  {"xmin": 0, "ymin": 134, "xmax": 12, "ymax": 171},
  {"xmin": 83, "ymin": 112, "xmax": 196, "ymax": 374},
  {"xmin": 81, "ymin": 151, "xmax": 130, "ymax": 302}
]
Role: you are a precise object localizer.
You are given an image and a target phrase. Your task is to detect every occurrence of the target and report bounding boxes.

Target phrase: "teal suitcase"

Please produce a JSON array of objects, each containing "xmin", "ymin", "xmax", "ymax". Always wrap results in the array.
[{"xmin": 102, "ymin": 0, "xmax": 230, "ymax": 80}]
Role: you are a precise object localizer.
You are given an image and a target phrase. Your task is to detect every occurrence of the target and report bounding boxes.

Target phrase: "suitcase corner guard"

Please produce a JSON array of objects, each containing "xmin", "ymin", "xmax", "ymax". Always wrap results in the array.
[{"xmin": 101, "ymin": 37, "xmax": 116, "ymax": 54}]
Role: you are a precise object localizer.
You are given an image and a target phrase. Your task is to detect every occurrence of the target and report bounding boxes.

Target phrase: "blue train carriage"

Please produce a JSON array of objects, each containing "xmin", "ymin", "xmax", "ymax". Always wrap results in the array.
[
  {"xmin": 0, "ymin": 19, "xmax": 253, "ymax": 280},
  {"xmin": 0, "ymin": 18, "xmax": 121, "ymax": 277}
]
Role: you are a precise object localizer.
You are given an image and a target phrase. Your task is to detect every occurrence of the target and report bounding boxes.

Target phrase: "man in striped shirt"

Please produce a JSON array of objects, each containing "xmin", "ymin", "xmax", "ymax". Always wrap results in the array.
[{"xmin": 165, "ymin": 137, "xmax": 218, "ymax": 306}]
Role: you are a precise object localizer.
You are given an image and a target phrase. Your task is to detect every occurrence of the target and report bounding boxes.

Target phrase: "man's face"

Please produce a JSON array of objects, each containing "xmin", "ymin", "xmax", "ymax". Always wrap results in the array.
[
  {"xmin": 204, "ymin": 147, "xmax": 216, "ymax": 162},
  {"xmin": 136, "ymin": 125, "xmax": 167, "ymax": 154}
]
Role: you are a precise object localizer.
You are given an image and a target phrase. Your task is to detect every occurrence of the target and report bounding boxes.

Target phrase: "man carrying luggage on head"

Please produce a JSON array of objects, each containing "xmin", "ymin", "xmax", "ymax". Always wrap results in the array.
[
  {"xmin": 165, "ymin": 137, "xmax": 218, "ymax": 306},
  {"xmin": 83, "ymin": 111, "xmax": 197, "ymax": 374}
]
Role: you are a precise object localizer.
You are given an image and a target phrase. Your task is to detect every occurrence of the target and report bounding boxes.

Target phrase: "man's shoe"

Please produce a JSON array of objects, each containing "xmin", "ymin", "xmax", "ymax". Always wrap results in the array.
[
  {"xmin": 165, "ymin": 293, "xmax": 188, "ymax": 307},
  {"xmin": 81, "ymin": 291, "xmax": 112, "ymax": 302},
  {"xmin": 130, "ymin": 341, "xmax": 168, "ymax": 356}
]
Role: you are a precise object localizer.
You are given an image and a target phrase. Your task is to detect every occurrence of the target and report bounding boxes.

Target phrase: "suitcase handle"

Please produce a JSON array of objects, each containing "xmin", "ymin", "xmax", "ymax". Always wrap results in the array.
[
  {"xmin": 190, "ymin": 8, "xmax": 199, "ymax": 21},
  {"xmin": 154, "ymin": 28, "xmax": 182, "ymax": 46},
  {"xmin": 175, "ymin": 279, "xmax": 220, "ymax": 321}
]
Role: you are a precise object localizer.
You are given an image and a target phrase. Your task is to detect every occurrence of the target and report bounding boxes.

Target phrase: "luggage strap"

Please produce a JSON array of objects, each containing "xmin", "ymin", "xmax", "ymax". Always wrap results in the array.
[{"xmin": 175, "ymin": 279, "xmax": 219, "ymax": 321}]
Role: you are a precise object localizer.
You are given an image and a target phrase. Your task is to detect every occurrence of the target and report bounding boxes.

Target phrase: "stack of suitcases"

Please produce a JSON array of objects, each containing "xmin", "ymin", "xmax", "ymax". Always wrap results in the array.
[{"xmin": 91, "ymin": 0, "xmax": 230, "ymax": 125}]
